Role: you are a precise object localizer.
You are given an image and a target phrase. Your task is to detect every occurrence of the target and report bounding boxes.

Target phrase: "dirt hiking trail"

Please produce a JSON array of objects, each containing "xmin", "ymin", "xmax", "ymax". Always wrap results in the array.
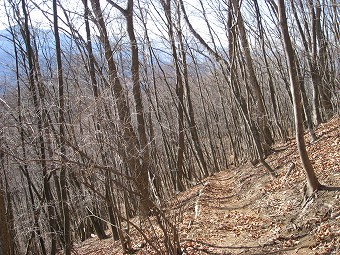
[{"xmin": 71, "ymin": 117, "xmax": 340, "ymax": 255}]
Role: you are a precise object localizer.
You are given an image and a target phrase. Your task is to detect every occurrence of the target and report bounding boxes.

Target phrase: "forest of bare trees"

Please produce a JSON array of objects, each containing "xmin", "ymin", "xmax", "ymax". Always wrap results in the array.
[{"xmin": 0, "ymin": 0, "xmax": 338, "ymax": 254}]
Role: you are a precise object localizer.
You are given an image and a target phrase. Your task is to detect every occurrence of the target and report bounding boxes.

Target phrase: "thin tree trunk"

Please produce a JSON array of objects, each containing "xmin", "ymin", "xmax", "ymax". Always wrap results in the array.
[
  {"xmin": 161, "ymin": 0, "xmax": 186, "ymax": 191},
  {"xmin": 0, "ymin": 145, "xmax": 11, "ymax": 255},
  {"xmin": 176, "ymin": 2, "xmax": 209, "ymax": 177},
  {"xmin": 106, "ymin": 0, "xmax": 154, "ymax": 215},
  {"xmin": 253, "ymin": 0, "xmax": 284, "ymax": 140},
  {"xmin": 82, "ymin": 0, "xmax": 120, "ymax": 239},
  {"xmin": 21, "ymin": 1, "xmax": 54, "ymax": 254},
  {"xmin": 91, "ymin": 0, "xmax": 153, "ymax": 216},
  {"xmin": 231, "ymin": 0, "xmax": 274, "ymax": 150},
  {"xmin": 52, "ymin": 0, "xmax": 71, "ymax": 253},
  {"xmin": 313, "ymin": 0, "xmax": 333, "ymax": 119},
  {"xmin": 278, "ymin": 0, "xmax": 321, "ymax": 195},
  {"xmin": 8, "ymin": 20, "xmax": 48, "ymax": 255}
]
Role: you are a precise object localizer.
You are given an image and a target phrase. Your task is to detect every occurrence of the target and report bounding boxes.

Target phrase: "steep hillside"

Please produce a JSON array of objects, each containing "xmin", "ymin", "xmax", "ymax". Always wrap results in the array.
[{"xmin": 70, "ymin": 117, "xmax": 340, "ymax": 255}]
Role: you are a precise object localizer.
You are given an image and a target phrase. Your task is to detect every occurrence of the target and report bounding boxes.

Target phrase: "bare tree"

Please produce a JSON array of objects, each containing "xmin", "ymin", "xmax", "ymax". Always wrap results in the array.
[
  {"xmin": 0, "ymin": 0, "xmax": 338, "ymax": 253},
  {"xmin": 230, "ymin": 0, "xmax": 274, "ymax": 151},
  {"xmin": 0, "ymin": 148, "xmax": 11, "ymax": 255},
  {"xmin": 278, "ymin": 0, "xmax": 321, "ymax": 196},
  {"xmin": 52, "ymin": 0, "xmax": 71, "ymax": 254},
  {"xmin": 105, "ymin": 0, "xmax": 154, "ymax": 213},
  {"xmin": 89, "ymin": 0, "xmax": 153, "ymax": 217}
]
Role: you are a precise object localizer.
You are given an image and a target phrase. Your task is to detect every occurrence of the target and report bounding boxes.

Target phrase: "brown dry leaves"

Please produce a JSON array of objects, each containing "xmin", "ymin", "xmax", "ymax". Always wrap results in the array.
[{"xmin": 71, "ymin": 117, "xmax": 339, "ymax": 255}]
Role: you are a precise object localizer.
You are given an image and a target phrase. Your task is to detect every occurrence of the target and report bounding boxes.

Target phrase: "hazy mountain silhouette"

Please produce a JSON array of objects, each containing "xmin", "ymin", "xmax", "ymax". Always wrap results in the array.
[
  {"xmin": 0, "ymin": 25, "xmax": 172, "ymax": 94},
  {"xmin": 0, "ymin": 26, "xmax": 77, "ymax": 93}
]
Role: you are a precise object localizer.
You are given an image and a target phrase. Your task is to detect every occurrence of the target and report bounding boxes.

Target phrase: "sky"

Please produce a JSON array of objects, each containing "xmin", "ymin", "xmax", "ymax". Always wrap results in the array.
[
  {"xmin": 0, "ymin": 0, "xmax": 284, "ymax": 74},
  {"xmin": 0, "ymin": 0, "xmax": 228, "ymax": 41}
]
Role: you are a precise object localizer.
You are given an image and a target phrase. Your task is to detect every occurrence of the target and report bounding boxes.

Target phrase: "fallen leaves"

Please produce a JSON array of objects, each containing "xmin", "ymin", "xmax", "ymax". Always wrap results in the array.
[{"xmin": 70, "ymin": 117, "xmax": 340, "ymax": 255}]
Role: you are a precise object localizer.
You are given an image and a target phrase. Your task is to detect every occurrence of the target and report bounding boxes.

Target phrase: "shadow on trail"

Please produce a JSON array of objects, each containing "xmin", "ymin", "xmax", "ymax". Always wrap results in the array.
[
  {"xmin": 200, "ymin": 194, "xmax": 236, "ymax": 203},
  {"xmin": 320, "ymin": 185, "xmax": 340, "ymax": 191},
  {"xmin": 206, "ymin": 203, "xmax": 252, "ymax": 211},
  {"xmin": 183, "ymin": 238, "xmax": 305, "ymax": 255}
]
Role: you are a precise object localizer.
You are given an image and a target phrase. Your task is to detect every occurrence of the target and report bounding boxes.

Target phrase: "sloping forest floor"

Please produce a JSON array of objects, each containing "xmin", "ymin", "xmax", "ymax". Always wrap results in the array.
[{"xmin": 70, "ymin": 117, "xmax": 340, "ymax": 255}]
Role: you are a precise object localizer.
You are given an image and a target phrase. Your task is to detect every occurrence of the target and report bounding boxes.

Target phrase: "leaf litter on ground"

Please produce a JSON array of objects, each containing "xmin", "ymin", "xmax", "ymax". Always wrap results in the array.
[{"xmin": 68, "ymin": 117, "xmax": 339, "ymax": 255}]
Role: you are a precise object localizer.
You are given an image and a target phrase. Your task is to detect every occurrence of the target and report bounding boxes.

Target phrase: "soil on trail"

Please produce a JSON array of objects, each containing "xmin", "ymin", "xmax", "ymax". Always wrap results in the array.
[{"xmin": 71, "ymin": 117, "xmax": 340, "ymax": 255}]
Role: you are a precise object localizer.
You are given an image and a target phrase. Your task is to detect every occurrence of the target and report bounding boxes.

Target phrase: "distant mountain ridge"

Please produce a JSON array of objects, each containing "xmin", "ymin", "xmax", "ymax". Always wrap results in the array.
[
  {"xmin": 0, "ymin": 26, "xmax": 74, "ymax": 93},
  {"xmin": 0, "ymin": 28, "xmax": 16, "ymax": 78},
  {"xmin": 0, "ymin": 25, "xmax": 171, "ymax": 95}
]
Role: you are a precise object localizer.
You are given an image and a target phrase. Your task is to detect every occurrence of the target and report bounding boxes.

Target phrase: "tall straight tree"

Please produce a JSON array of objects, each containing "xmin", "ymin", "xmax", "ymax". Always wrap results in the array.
[
  {"xmin": 106, "ymin": 0, "xmax": 153, "ymax": 210},
  {"xmin": 231, "ymin": 0, "xmax": 274, "ymax": 151},
  {"xmin": 90, "ymin": 0, "xmax": 153, "ymax": 216},
  {"xmin": 20, "ymin": 0, "xmax": 56, "ymax": 253},
  {"xmin": 253, "ymin": 0, "xmax": 283, "ymax": 140},
  {"xmin": 52, "ymin": 0, "xmax": 71, "ymax": 254},
  {"xmin": 9, "ymin": 18, "xmax": 49, "ymax": 255},
  {"xmin": 278, "ymin": 0, "xmax": 321, "ymax": 196},
  {"xmin": 176, "ymin": 0, "xmax": 209, "ymax": 178},
  {"xmin": 81, "ymin": 0, "xmax": 119, "ymax": 241},
  {"xmin": 161, "ymin": 0, "xmax": 186, "ymax": 191},
  {"xmin": 0, "ymin": 147, "xmax": 11, "ymax": 255}
]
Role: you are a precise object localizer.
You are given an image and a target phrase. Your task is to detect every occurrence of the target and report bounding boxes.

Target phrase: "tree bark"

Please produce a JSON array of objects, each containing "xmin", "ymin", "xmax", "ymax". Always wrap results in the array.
[
  {"xmin": 53, "ymin": 0, "xmax": 71, "ymax": 253},
  {"xmin": 0, "ymin": 155, "xmax": 11, "ymax": 255},
  {"xmin": 231, "ymin": 0, "xmax": 274, "ymax": 150},
  {"xmin": 21, "ymin": 1, "xmax": 56, "ymax": 253},
  {"xmin": 278, "ymin": 0, "xmax": 321, "ymax": 195},
  {"xmin": 161, "ymin": 0, "xmax": 186, "ymax": 191},
  {"xmin": 91, "ymin": 0, "xmax": 153, "ymax": 216}
]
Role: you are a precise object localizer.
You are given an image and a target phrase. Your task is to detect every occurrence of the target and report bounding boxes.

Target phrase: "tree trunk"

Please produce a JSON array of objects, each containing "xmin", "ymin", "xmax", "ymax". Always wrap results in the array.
[
  {"xmin": 278, "ymin": 0, "xmax": 321, "ymax": 195},
  {"xmin": 178, "ymin": 0, "xmax": 209, "ymax": 177},
  {"xmin": 0, "ymin": 157, "xmax": 11, "ymax": 255},
  {"xmin": 253, "ymin": 0, "xmax": 284, "ymax": 140},
  {"xmin": 123, "ymin": 0, "xmax": 153, "ymax": 213},
  {"xmin": 91, "ymin": 0, "xmax": 153, "ymax": 216},
  {"xmin": 53, "ymin": 0, "xmax": 71, "ymax": 253},
  {"xmin": 82, "ymin": 0, "xmax": 121, "ymax": 239},
  {"xmin": 162, "ymin": 0, "xmax": 186, "ymax": 191},
  {"xmin": 21, "ymin": 1, "xmax": 55, "ymax": 253},
  {"xmin": 231, "ymin": 0, "xmax": 274, "ymax": 150}
]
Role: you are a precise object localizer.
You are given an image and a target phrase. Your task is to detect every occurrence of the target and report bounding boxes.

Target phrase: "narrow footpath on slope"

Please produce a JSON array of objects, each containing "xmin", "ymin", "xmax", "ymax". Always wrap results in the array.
[
  {"xmin": 70, "ymin": 118, "xmax": 340, "ymax": 255},
  {"xmin": 176, "ymin": 118, "xmax": 340, "ymax": 255}
]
